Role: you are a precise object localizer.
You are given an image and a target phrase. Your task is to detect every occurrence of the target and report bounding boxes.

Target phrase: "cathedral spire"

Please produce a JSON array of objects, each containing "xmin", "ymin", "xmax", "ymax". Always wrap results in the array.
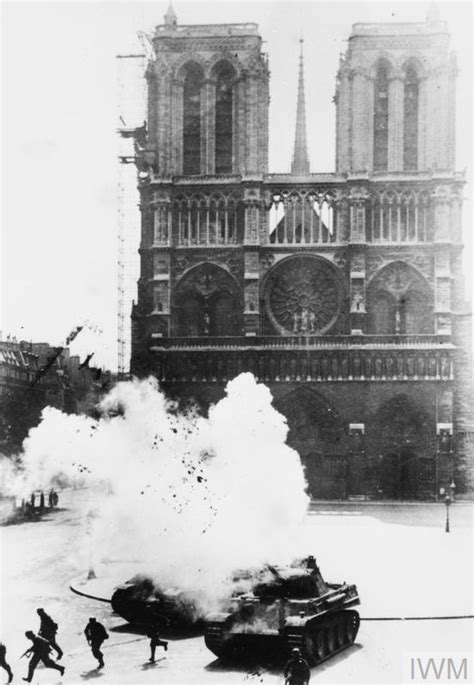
[
  {"xmin": 426, "ymin": 1, "xmax": 440, "ymax": 23},
  {"xmin": 291, "ymin": 39, "xmax": 310, "ymax": 175},
  {"xmin": 164, "ymin": 2, "xmax": 177, "ymax": 28}
]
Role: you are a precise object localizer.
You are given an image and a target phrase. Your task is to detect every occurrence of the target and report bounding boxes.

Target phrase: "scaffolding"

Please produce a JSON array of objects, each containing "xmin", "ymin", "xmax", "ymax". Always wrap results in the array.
[{"xmin": 116, "ymin": 52, "xmax": 147, "ymax": 378}]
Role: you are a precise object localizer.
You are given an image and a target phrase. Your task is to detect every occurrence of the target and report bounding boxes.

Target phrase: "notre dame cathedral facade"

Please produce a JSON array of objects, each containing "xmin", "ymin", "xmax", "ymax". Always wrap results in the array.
[{"xmin": 131, "ymin": 5, "xmax": 473, "ymax": 500}]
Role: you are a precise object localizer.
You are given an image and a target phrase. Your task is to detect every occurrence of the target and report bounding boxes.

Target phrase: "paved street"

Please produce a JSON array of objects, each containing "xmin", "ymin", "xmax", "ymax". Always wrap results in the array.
[{"xmin": 1, "ymin": 489, "xmax": 472, "ymax": 684}]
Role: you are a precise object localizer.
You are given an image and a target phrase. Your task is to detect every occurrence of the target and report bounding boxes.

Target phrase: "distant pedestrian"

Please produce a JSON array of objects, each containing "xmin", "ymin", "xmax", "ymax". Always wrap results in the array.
[
  {"xmin": 283, "ymin": 647, "xmax": 310, "ymax": 685},
  {"xmin": 53, "ymin": 491, "xmax": 59, "ymax": 507},
  {"xmin": 37, "ymin": 608, "xmax": 63, "ymax": 659},
  {"xmin": 84, "ymin": 618, "xmax": 108, "ymax": 669},
  {"xmin": 147, "ymin": 626, "xmax": 168, "ymax": 662},
  {"xmin": 0, "ymin": 642, "xmax": 13, "ymax": 684},
  {"xmin": 48, "ymin": 490, "xmax": 54, "ymax": 508},
  {"xmin": 21, "ymin": 631, "xmax": 64, "ymax": 682},
  {"xmin": 30, "ymin": 493, "xmax": 35, "ymax": 508},
  {"xmin": 39, "ymin": 492, "xmax": 45, "ymax": 510}
]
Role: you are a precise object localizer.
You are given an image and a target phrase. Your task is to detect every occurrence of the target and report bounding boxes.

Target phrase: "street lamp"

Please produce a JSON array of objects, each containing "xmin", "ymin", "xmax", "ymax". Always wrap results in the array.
[
  {"xmin": 445, "ymin": 494, "xmax": 451, "ymax": 533},
  {"xmin": 450, "ymin": 480, "xmax": 456, "ymax": 501}
]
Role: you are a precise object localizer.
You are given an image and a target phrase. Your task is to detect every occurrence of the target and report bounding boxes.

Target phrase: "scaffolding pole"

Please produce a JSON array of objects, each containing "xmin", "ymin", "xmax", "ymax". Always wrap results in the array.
[{"xmin": 116, "ymin": 53, "xmax": 146, "ymax": 379}]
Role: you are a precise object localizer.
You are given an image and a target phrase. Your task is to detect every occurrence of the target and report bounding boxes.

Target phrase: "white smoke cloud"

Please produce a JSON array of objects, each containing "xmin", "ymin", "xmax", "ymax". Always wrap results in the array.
[{"xmin": 3, "ymin": 373, "xmax": 310, "ymax": 613}]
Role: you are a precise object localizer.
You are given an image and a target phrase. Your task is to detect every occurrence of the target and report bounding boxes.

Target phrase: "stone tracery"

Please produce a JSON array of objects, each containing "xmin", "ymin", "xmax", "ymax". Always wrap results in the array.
[{"xmin": 265, "ymin": 256, "xmax": 343, "ymax": 335}]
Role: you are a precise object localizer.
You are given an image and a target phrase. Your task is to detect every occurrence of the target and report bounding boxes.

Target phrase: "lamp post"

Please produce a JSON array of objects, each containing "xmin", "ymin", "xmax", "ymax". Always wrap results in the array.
[{"xmin": 445, "ymin": 494, "xmax": 451, "ymax": 533}]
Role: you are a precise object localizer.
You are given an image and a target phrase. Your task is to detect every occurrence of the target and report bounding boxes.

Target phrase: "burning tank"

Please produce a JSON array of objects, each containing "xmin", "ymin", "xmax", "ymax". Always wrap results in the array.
[
  {"xmin": 204, "ymin": 556, "xmax": 360, "ymax": 664},
  {"xmin": 111, "ymin": 574, "xmax": 202, "ymax": 630}
]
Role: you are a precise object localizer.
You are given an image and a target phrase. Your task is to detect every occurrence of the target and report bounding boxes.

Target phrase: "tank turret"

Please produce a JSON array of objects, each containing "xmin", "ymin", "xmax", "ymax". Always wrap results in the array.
[{"xmin": 204, "ymin": 556, "xmax": 360, "ymax": 664}]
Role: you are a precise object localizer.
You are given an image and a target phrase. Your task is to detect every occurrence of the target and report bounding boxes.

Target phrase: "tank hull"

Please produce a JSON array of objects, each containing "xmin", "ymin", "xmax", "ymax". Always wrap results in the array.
[
  {"xmin": 111, "ymin": 576, "xmax": 201, "ymax": 629},
  {"xmin": 205, "ymin": 608, "xmax": 360, "ymax": 665},
  {"xmin": 204, "ymin": 558, "xmax": 361, "ymax": 665}
]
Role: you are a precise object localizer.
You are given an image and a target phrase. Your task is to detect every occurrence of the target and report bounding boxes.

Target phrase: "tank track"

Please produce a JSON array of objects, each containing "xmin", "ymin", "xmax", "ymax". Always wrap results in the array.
[{"xmin": 284, "ymin": 610, "xmax": 360, "ymax": 666}]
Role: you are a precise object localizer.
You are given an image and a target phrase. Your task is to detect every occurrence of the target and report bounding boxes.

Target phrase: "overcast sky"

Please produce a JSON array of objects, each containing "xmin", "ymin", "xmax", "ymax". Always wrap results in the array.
[{"xmin": 1, "ymin": 0, "xmax": 472, "ymax": 370}]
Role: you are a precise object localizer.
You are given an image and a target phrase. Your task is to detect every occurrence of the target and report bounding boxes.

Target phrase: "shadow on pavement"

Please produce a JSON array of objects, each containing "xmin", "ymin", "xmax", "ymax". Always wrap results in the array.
[
  {"xmin": 141, "ymin": 658, "xmax": 166, "ymax": 670},
  {"xmin": 314, "ymin": 641, "xmax": 364, "ymax": 674},
  {"xmin": 205, "ymin": 656, "xmax": 282, "ymax": 677},
  {"xmin": 110, "ymin": 623, "xmax": 149, "ymax": 636},
  {"xmin": 205, "ymin": 642, "xmax": 364, "ymax": 677},
  {"xmin": 1, "ymin": 507, "xmax": 67, "ymax": 527},
  {"xmin": 80, "ymin": 668, "xmax": 104, "ymax": 680},
  {"xmin": 110, "ymin": 622, "xmax": 202, "ymax": 640}
]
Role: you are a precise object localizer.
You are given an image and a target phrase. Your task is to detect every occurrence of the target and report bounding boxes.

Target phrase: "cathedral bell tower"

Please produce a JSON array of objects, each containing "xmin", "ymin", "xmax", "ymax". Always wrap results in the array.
[
  {"xmin": 131, "ymin": 7, "xmax": 270, "ymax": 373},
  {"xmin": 335, "ymin": 13, "xmax": 457, "ymax": 173},
  {"xmin": 143, "ymin": 7, "xmax": 269, "ymax": 177}
]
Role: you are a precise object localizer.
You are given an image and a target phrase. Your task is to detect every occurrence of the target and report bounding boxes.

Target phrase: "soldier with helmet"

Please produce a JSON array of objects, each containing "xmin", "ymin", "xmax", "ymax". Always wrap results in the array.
[
  {"xmin": 0, "ymin": 642, "xmax": 13, "ymax": 684},
  {"xmin": 21, "ymin": 631, "xmax": 65, "ymax": 682},
  {"xmin": 37, "ymin": 607, "xmax": 63, "ymax": 659},
  {"xmin": 283, "ymin": 647, "xmax": 311, "ymax": 685}
]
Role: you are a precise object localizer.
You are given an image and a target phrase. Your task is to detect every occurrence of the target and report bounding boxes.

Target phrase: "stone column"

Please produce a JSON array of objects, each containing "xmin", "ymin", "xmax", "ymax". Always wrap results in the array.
[
  {"xmin": 146, "ymin": 70, "xmax": 157, "ymax": 149},
  {"xmin": 152, "ymin": 190, "xmax": 172, "ymax": 246},
  {"xmin": 417, "ymin": 76, "xmax": 428, "ymax": 171},
  {"xmin": 349, "ymin": 251, "xmax": 366, "ymax": 334},
  {"xmin": 258, "ymin": 72, "xmax": 270, "ymax": 174},
  {"xmin": 335, "ymin": 66, "xmax": 351, "ymax": 172},
  {"xmin": 234, "ymin": 77, "xmax": 247, "ymax": 174},
  {"xmin": 244, "ymin": 188, "xmax": 262, "ymax": 245},
  {"xmin": 149, "ymin": 251, "xmax": 171, "ymax": 337},
  {"xmin": 156, "ymin": 70, "xmax": 172, "ymax": 175},
  {"xmin": 244, "ymin": 252, "xmax": 260, "ymax": 336},
  {"xmin": 171, "ymin": 80, "xmax": 183, "ymax": 175},
  {"xmin": 446, "ymin": 57, "xmax": 458, "ymax": 171},
  {"xmin": 432, "ymin": 189, "xmax": 451, "ymax": 334},
  {"xmin": 434, "ymin": 261, "xmax": 452, "ymax": 336},
  {"xmin": 351, "ymin": 70, "xmax": 370, "ymax": 171},
  {"xmin": 388, "ymin": 70, "xmax": 404, "ymax": 171},
  {"xmin": 202, "ymin": 78, "xmax": 216, "ymax": 175},
  {"xmin": 337, "ymin": 194, "xmax": 350, "ymax": 243},
  {"xmin": 425, "ymin": 66, "xmax": 444, "ymax": 170},
  {"xmin": 246, "ymin": 75, "xmax": 260, "ymax": 174}
]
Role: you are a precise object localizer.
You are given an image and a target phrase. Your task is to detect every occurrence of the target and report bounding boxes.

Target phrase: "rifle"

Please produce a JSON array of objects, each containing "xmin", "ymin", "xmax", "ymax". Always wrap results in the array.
[{"xmin": 20, "ymin": 648, "xmax": 32, "ymax": 659}]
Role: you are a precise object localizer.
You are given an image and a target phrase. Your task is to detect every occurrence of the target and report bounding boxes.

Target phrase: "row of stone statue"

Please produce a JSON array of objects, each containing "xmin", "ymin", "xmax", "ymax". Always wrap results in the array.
[{"xmin": 156, "ymin": 351, "xmax": 453, "ymax": 382}]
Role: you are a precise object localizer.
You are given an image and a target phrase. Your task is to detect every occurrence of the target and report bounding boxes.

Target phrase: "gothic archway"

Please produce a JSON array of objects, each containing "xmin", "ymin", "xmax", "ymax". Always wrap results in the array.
[
  {"xmin": 374, "ymin": 394, "xmax": 432, "ymax": 499},
  {"xmin": 367, "ymin": 261, "xmax": 433, "ymax": 334},
  {"xmin": 275, "ymin": 389, "xmax": 346, "ymax": 498},
  {"xmin": 172, "ymin": 262, "xmax": 243, "ymax": 336}
]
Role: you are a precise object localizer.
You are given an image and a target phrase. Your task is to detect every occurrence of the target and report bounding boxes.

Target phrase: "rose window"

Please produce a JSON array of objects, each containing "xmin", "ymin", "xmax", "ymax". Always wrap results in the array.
[{"xmin": 266, "ymin": 256, "xmax": 343, "ymax": 335}]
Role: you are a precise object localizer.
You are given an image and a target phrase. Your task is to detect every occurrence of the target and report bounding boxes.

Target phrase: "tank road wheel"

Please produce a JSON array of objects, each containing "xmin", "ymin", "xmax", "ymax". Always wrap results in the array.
[
  {"xmin": 301, "ymin": 631, "xmax": 317, "ymax": 665},
  {"xmin": 334, "ymin": 616, "xmax": 346, "ymax": 649},
  {"xmin": 314, "ymin": 628, "xmax": 329, "ymax": 661},
  {"xmin": 344, "ymin": 611, "xmax": 360, "ymax": 646},
  {"xmin": 326, "ymin": 621, "xmax": 338, "ymax": 656}
]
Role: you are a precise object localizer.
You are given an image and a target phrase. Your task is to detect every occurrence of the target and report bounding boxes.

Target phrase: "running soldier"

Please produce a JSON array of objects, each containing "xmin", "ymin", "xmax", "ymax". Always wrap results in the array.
[
  {"xmin": 0, "ymin": 642, "xmax": 13, "ymax": 684},
  {"xmin": 37, "ymin": 608, "xmax": 63, "ymax": 659},
  {"xmin": 84, "ymin": 618, "xmax": 108, "ymax": 669},
  {"xmin": 147, "ymin": 626, "xmax": 168, "ymax": 662},
  {"xmin": 21, "ymin": 631, "xmax": 65, "ymax": 682}
]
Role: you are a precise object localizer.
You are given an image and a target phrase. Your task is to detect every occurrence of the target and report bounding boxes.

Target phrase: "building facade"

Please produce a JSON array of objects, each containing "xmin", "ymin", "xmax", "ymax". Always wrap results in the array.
[{"xmin": 130, "ymin": 6, "xmax": 473, "ymax": 499}]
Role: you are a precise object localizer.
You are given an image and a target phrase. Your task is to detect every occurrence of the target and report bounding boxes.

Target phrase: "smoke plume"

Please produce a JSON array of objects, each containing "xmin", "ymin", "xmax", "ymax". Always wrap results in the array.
[{"xmin": 4, "ymin": 373, "xmax": 310, "ymax": 613}]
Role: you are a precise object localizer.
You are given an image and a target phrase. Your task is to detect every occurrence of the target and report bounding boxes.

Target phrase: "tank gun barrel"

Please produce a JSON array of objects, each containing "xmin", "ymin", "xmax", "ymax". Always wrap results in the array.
[{"xmin": 265, "ymin": 564, "xmax": 283, "ymax": 580}]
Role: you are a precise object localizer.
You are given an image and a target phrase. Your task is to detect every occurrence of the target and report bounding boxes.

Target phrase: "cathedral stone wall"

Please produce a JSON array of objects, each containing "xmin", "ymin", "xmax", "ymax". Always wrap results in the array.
[{"xmin": 131, "ymin": 10, "xmax": 473, "ymax": 500}]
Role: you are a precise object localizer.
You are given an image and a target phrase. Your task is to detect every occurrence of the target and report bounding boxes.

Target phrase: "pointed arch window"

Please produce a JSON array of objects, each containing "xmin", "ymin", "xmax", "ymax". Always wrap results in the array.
[
  {"xmin": 373, "ymin": 62, "xmax": 389, "ymax": 171},
  {"xmin": 214, "ymin": 62, "xmax": 235, "ymax": 174},
  {"xmin": 183, "ymin": 63, "xmax": 204, "ymax": 175},
  {"xmin": 403, "ymin": 66, "xmax": 419, "ymax": 171}
]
